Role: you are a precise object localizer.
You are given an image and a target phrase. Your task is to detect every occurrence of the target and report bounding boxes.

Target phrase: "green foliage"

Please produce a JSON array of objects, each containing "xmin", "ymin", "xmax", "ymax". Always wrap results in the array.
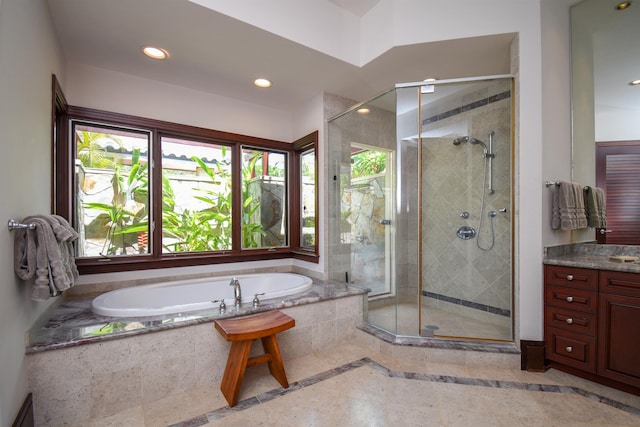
[
  {"xmin": 351, "ymin": 150, "xmax": 386, "ymax": 178},
  {"xmin": 76, "ymin": 130, "xmax": 124, "ymax": 169},
  {"xmin": 83, "ymin": 143, "xmax": 271, "ymax": 255},
  {"xmin": 162, "ymin": 155, "xmax": 233, "ymax": 252},
  {"xmin": 84, "ymin": 148, "xmax": 149, "ymax": 255}
]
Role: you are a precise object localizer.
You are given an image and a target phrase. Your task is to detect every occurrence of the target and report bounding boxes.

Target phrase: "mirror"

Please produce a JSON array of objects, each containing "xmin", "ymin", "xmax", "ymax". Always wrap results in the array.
[{"xmin": 571, "ymin": 0, "xmax": 640, "ymax": 243}]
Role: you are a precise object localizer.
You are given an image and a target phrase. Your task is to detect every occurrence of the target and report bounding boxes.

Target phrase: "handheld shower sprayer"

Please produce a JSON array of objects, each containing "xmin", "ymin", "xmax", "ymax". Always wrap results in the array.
[{"xmin": 452, "ymin": 131, "xmax": 497, "ymax": 250}]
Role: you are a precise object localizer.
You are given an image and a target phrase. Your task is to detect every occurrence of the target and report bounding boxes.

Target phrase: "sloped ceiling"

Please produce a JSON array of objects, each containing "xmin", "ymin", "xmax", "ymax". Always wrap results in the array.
[{"xmin": 47, "ymin": 0, "xmax": 514, "ymax": 110}]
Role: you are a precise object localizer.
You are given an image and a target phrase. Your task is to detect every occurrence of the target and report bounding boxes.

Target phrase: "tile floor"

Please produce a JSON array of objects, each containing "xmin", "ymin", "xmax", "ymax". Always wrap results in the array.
[{"xmin": 82, "ymin": 342, "xmax": 640, "ymax": 427}]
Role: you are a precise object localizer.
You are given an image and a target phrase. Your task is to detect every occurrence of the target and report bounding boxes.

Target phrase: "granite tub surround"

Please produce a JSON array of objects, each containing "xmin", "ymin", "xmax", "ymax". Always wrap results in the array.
[
  {"xmin": 28, "ymin": 278, "xmax": 363, "ymax": 352},
  {"xmin": 26, "ymin": 281, "xmax": 365, "ymax": 426},
  {"xmin": 544, "ymin": 243, "xmax": 640, "ymax": 273}
]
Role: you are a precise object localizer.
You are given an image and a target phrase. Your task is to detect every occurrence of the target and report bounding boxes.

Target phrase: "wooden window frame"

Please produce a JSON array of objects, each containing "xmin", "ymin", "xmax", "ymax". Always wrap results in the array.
[{"xmin": 52, "ymin": 76, "xmax": 318, "ymax": 274}]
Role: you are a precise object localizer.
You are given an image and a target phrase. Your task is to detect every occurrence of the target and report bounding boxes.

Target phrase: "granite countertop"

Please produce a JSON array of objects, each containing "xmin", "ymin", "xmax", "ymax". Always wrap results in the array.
[
  {"xmin": 27, "ymin": 279, "xmax": 368, "ymax": 354},
  {"xmin": 544, "ymin": 243, "xmax": 640, "ymax": 273}
]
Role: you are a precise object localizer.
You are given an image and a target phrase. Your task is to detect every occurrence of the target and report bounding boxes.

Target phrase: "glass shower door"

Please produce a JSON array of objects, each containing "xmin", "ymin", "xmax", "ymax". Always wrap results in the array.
[
  {"xmin": 346, "ymin": 144, "xmax": 394, "ymax": 297},
  {"xmin": 417, "ymin": 77, "xmax": 513, "ymax": 341}
]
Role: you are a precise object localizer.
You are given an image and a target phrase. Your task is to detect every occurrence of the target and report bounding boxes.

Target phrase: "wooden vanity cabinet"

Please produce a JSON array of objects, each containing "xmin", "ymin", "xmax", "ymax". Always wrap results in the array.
[
  {"xmin": 598, "ymin": 270, "xmax": 640, "ymax": 388},
  {"xmin": 544, "ymin": 266, "xmax": 598, "ymax": 373},
  {"xmin": 544, "ymin": 265, "xmax": 640, "ymax": 393}
]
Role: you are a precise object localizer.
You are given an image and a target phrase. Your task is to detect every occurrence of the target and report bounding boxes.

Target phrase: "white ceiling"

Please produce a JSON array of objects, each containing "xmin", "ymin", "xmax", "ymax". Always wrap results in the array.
[
  {"xmin": 47, "ymin": 0, "xmax": 514, "ymax": 111},
  {"xmin": 328, "ymin": 0, "xmax": 381, "ymax": 16}
]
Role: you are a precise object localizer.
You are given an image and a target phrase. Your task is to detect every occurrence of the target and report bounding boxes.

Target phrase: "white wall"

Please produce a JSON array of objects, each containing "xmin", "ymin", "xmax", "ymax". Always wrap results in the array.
[
  {"xmin": 66, "ymin": 63, "xmax": 294, "ymax": 142},
  {"xmin": 0, "ymin": 0, "xmax": 66, "ymax": 424},
  {"xmin": 540, "ymin": 0, "xmax": 574, "ymax": 247}
]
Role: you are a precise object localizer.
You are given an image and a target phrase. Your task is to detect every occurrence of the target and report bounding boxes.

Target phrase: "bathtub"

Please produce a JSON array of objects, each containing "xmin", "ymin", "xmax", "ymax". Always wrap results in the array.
[{"xmin": 91, "ymin": 272, "xmax": 313, "ymax": 317}]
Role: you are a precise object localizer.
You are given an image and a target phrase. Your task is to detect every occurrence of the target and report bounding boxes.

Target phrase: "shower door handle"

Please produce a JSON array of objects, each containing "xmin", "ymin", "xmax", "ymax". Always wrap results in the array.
[{"xmin": 379, "ymin": 219, "xmax": 392, "ymax": 225}]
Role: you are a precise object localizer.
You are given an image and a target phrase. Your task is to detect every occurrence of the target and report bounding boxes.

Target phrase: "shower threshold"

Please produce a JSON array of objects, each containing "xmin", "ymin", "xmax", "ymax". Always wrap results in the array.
[{"xmin": 357, "ymin": 322, "xmax": 519, "ymax": 354}]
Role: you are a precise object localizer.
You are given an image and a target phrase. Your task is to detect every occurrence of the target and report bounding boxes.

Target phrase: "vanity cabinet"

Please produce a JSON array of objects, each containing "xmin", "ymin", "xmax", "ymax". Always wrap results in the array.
[
  {"xmin": 598, "ymin": 271, "xmax": 640, "ymax": 388},
  {"xmin": 544, "ymin": 266, "xmax": 598, "ymax": 373},
  {"xmin": 544, "ymin": 265, "xmax": 640, "ymax": 393}
]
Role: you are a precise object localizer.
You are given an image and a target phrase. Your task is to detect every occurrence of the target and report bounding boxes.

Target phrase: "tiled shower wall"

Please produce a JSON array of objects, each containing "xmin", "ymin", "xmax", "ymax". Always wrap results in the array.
[{"xmin": 420, "ymin": 79, "xmax": 512, "ymax": 315}]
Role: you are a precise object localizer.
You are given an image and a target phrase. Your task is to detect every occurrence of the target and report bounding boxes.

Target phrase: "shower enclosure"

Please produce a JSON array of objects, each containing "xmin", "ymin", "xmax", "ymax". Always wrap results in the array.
[{"xmin": 328, "ymin": 75, "xmax": 514, "ymax": 342}]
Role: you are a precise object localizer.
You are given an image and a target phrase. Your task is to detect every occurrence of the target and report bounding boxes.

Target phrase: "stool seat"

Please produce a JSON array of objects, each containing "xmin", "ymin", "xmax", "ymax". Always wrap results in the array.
[
  {"xmin": 214, "ymin": 310, "xmax": 295, "ymax": 407},
  {"xmin": 215, "ymin": 310, "xmax": 295, "ymax": 341}
]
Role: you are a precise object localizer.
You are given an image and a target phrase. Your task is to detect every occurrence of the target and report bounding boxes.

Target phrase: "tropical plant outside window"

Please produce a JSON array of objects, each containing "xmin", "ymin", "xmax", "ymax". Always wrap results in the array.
[
  {"xmin": 56, "ymin": 96, "xmax": 318, "ymax": 273},
  {"xmin": 160, "ymin": 137, "xmax": 233, "ymax": 252},
  {"xmin": 74, "ymin": 124, "xmax": 150, "ymax": 257},
  {"xmin": 301, "ymin": 149, "xmax": 316, "ymax": 247},
  {"xmin": 241, "ymin": 148, "xmax": 287, "ymax": 248},
  {"xmin": 351, "ymin": 149, "xmax": 387, "ymax": 178},
  {"xmin": 73, "ymin": 123, "xmax": 294, "ymax": 259}
]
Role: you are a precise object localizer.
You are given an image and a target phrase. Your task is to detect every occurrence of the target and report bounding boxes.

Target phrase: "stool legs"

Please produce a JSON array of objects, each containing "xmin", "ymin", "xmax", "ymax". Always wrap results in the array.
[
  {"xmin": 219, "ymin": 335, "xmax": 290, "ymax": 407},
  {"xmin": 261, "ymin": 335, "xmax": 289, "ymax": 388},
  {"xmin": 220, "ymin": 340, "xmax": 252, "ymax": 407}
]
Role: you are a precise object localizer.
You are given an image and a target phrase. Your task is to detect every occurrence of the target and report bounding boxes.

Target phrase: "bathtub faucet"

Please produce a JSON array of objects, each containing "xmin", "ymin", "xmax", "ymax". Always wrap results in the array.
[{"xmin": 229, "ymin": 277, "xmax": 241, "ymax": 307}]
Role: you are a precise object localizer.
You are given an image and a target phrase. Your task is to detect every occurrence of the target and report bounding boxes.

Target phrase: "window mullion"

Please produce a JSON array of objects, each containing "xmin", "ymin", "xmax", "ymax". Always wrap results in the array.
[
  {"xmin": 231, "ymin": 143, "xmax": 243, "ymax": 252},
  {"xmin": 151, "ymin": 129, "xmax": 163, "ymax": 258}
]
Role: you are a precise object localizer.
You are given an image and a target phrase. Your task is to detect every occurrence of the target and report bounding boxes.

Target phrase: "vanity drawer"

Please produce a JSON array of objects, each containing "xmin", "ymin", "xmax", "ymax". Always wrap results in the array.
[
  {"xmin": 545, "ymin": 327, "xmax": 596, "ymax": 373},
  {"xmin": 600, "ymin": 270, "xmax": 640, "ymax": 298},
  {"xmin": 545, "ymin": 306, "xmax": 597, "ymax": 336},
  {"xmin": 545, "ymin": 285, "xmax": 598, "ymax": 313},
  {"xmin": 544, "ymin": 265, "xmax": 598, "ymax": 291}
]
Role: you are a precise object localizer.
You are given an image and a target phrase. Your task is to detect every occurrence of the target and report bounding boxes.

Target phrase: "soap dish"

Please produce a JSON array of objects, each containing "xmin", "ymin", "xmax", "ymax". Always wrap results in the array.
[{"xmin": 609, "ymin": 255, "xmax": 639, "ymax": 263}]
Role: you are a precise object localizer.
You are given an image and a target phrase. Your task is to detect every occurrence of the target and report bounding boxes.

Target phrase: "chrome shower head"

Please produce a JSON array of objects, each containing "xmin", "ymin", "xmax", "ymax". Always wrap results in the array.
[
  {"xmin": 452, "ymin": 136, "xmax": 468, "ymax": 146},
  {"xmin": 469, "ymin": 138, "xmax": 488, "ymax": 154}
]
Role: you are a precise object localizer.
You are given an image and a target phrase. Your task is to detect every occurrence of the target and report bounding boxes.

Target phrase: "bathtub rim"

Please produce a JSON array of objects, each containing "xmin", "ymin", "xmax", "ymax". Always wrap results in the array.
[{"xmin": 90, "ymin": 272, "xmax": 314, "ymax": 318}]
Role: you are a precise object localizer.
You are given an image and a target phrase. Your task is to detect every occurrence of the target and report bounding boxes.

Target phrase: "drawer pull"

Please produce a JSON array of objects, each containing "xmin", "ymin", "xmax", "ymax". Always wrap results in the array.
[
  {"xmin": 566, "ymin": 318, "xmax": 573, "ymax": 324},
  {"xmin": 566, "ymin": 346, "xmax": 573, "ymax": 353},
  {"xmin": 566, "ymin": 274, "xmax": 574, "ymax": 281},
  {"xmin": 566, "ymin": 296, "xmax": 574, "ymax": 303}
]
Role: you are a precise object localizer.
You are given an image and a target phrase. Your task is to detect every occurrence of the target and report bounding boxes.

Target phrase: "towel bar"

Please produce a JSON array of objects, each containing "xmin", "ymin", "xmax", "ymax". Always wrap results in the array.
[
  {"xmin": 7, "ymin": 219, "xmax": 36, "ymax": 231},
  {"xmin": 545, "ymin": 181, "xmax": 561, "ymax": 187}
]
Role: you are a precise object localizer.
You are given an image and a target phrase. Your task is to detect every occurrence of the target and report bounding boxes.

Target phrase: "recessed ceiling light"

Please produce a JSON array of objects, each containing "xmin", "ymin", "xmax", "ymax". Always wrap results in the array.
[
  {"xmin": 616, "ymin": 1, "xmax": 632, "ymax": 10},
  {"xmin": 357, "ymin": 108, "xmax": 370, "ymax": 114},
  {"xmin": 254, "ymin": 78, "xmax": 271, "ymax": 88},
  {"xmin": 142, "ymin": 46, "xmax": 169, "ymax": 60},
  {"xmin": 629, "ymin": 80, "xmax": 640, "ymax": 86},
  {"xmin": 423, "ymin": 78, "xmax": 437, "ymax": 82}
]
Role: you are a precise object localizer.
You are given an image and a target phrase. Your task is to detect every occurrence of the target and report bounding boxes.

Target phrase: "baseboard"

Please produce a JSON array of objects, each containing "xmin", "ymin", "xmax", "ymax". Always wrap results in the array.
[
  {"xmin": 12, "ymin": 393, "xmax": 34, "ymax": 427},
  {"xmin": 520, "ymin": 340, "xmax": 548, "ymax": 372}
]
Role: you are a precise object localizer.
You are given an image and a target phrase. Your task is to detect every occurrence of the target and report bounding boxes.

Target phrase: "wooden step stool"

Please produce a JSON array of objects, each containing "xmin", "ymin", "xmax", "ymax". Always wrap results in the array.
[{"xmin": 214, "ymin": 310, "xmax": 295, "ymax": 407}]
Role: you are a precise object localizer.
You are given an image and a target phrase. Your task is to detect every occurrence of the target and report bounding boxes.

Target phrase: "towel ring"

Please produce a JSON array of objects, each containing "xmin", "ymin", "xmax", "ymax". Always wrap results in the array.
[{"xmin": 7, "ymin": 219, "xmax": 36, "ymax": 231}]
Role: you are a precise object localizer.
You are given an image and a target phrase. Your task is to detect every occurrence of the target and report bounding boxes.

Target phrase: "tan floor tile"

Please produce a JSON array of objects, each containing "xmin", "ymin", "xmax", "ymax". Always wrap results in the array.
[
  {"xmin": 143, "ymin": 386, "xmax": 225, "ymax": 426},
  {"xmin": 87, "ymin": 405, "xmax": 145, "ymax": 427},
  {"xmin": 330, "ymin": 398, "xmax": 387, "ymax": 427},
  {"xmin": 79, "ymin": 342, "xmax": 640, "ymax": 427}
]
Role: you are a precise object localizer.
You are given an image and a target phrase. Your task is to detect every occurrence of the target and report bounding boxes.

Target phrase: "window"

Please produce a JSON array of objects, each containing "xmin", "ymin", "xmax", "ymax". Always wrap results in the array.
[
  {"xmin": 160, "ymin": 136, "xmax": 233, "ymax": 253},
  {"xmin": 73, "ymin": 122, "xmax": 151, "ymax": 257},
  {"xmin": 54, "ymin": 100, "xmax": 318, "ymax": 273},
  {"xmin": 241, "ymin": 147, "xmax": 288, "ymax": 249}
]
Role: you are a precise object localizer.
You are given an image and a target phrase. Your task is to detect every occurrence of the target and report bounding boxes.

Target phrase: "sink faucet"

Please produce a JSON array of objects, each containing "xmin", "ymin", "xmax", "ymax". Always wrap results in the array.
[{"xmin": 229, "ymin": 277, "xmax": 241, "ymax": 307}]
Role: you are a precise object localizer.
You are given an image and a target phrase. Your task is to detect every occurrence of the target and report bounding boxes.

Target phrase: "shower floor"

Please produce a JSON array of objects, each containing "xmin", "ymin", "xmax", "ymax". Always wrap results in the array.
[{"xmin": 367, "ymin": 299, "xmax": 511, "ymax": 341}]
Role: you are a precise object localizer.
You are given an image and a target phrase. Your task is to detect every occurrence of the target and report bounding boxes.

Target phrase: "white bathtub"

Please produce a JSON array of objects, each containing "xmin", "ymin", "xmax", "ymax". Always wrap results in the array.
[{"xmin": 91, "ymin": 272, "xmax": 313, "ymax": 317}]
